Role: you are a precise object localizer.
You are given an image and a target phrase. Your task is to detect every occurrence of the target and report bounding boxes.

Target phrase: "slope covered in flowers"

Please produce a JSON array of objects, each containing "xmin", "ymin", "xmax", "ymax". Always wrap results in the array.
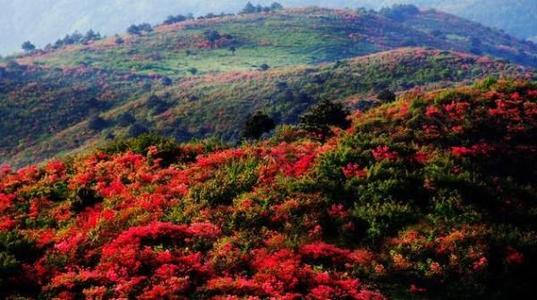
[{"xmin": 0, "ymin": 79, "xmax": 536, "ymax": 299}]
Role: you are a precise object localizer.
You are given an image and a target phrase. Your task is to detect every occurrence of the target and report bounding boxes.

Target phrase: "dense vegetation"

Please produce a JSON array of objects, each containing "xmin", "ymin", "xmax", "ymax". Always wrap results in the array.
[
  {"xmin": 1, "ymin": 79, "xmax": 535, "ymax": 299},
  {"xmin": 1, "ymin": 48, "xmax": 532, "ymax": 167},
  {"xmin": 3, "ymin": 6, "xmax": 536, "ymax": 168}
]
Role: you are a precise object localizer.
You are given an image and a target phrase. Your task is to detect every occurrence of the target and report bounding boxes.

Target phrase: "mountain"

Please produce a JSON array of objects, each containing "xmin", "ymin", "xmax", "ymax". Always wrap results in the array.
[
  {"xmin": 1, "ymin": 47, "xmax": 532, "ymax": 167},
  {"xmin": 1, "ymin": 1, "xmax": 536, "ymax": 56},
  {"xmin": 2, "ymin": 7, "xmax": 536, "ymax": 167},
  {"xmin": 374, "ymin": 0, "xmax": 537, "ymax": 41},
  {"xmin": 17, "ymin": 6, "xmax": 537, "ymax": 73},
  {"xmin": 1, "ymin": 79, "xmax": 536, "ymax": 299}
]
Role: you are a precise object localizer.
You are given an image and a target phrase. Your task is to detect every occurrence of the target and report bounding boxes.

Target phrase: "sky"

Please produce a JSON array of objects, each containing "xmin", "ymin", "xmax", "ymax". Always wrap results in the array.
[{"xmin": 0, "ymin": 0, "xmax": 535, "ymax": 56}]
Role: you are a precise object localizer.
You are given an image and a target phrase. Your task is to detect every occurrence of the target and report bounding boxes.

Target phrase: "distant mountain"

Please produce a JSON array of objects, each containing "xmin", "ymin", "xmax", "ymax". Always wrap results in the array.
[
  {"xmin": 1, "ymin": 0, "xmax": 536, "ymax": 55},
  {"xmin": 375, "ymin": 0, "xmax": 537, "ymax": 41}
]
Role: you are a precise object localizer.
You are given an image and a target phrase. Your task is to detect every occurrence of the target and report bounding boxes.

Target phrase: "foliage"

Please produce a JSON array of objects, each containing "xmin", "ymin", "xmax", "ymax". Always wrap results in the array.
[
  {"xmin": 88, "ymin": 116, "xmax": 108, "ymax": 131},
  {"xmin": 377, "ymin": 89, "xmax": 397, "ymax": 102},
  {"xmin": 242, "ymin": 112, "xmax": 276, "ymax": 140},
  {"xmin": 163, "ymin": 14, "xmax": 192, "ymax": 25},
  {"xmin": 127, "ymin": 23, "xmax": 153, "ymax": 35},
  {"xmin": 47, "ymin": 30, "xmax": 102, "ymax": 50},
  {"xmin": 0, "ymin": 80, "xmax": 535, "ymax": 299},
  {"xmin": 21, "ymin": 41, "xmax": 36, "ymax": 53},
  {"xmin": 241, "ymin": 2, "xmax": 283, "ymax": 14},
  {"xmin": 299, "ymin": 99, "xmax": 351, "ymax": 137}
]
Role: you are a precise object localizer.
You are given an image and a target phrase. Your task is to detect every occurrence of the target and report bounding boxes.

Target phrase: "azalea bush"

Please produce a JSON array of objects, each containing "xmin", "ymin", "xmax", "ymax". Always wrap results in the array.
[{"xmin": 0, "ymin": 79, "xmax": 536, "ymax": 299}]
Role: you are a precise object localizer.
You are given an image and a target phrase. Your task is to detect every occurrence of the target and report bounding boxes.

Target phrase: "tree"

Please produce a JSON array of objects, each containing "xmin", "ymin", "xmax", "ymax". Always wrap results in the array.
[
  {"xmin": 127, "ymin": 25, "xmax": 141, "ymax": 35},
  {"xmin": 63, "ymin": 31, "xmax": 83, "ymax": 45},
  {"xmin": 242, "ymin": 112, "xmax": 276, "ymax": 140},
  {"xmin": 270, "ymin": 2, "xmax": 284, "ymax": 10},
  {"xmin": 147, "ymin": 95, "xmax": 168, "ymax": 114},
  {"xmin": 163, "ymin": 14, "xmax": 187, "ymax": 25},
  {"xmin": 128, "ymin": 123, "xmax": 149, "ymax": 137},
  {"xmin": 204, "ymin": 30, "xmax": 221, "ymax": 47},
  {"xmin": 82, "ymin": 29, "xmax": 101, "ymax": 43},
  {"xmin": 138, "ymin": 23, "xmax": 153, "ymax": 33},
  {"xmin": 188, "ymin": 67, "xmax": 198, "ymax": 75},
  {"xmin": 117, "ymin": 112, "xmax": 136, "ymax": 127},
  {"xmin": 127, "ymin": 23, "xmax": 152, "ymax": 36},
  {"xmin": 259, "ymin": 63, "xmax": 270, "ymax": 71},
  {"xmin": 115, "ymin": 36, "xmax": 125, "ymax": 45},
  {"xmin": 21, "ymin": 41, "xmax": 36, "ymax": 53},
  {"xmin": 242, "ymin": 2, "xmax": 257, "ymax": 14},
  {"xmin": 377, "ymin": 89, "xmax": 396, "ymax": 102},
  {"xmin": 88, "ymin": 116, "xmax": 108, "ymax": 131},
  {"xmin": 299, "ymin": 100, "xmax": 350, "ymax": 137}
]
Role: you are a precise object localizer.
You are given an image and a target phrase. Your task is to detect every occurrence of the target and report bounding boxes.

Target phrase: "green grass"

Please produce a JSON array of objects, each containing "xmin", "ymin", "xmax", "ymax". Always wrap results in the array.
[{"xmin": 22, "ymin": 8, "xmax": 536, "ymax": 79}]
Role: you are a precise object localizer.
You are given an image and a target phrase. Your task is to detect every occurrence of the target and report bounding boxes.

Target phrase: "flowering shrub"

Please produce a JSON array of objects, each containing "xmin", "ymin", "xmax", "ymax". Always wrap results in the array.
[{"xmin": 0, "ymin": 80, "xmax": 536, "ymax": 298}]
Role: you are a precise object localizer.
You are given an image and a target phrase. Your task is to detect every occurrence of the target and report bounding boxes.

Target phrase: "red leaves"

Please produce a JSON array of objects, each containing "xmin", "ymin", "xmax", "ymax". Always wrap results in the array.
[
  {"xmin": 506, "ymin": 247, "xmax": 524, "ymax": 265},
  {"xmin": 1, "ymin": 80, "xmax": 535, "ymax": 298},
  {"xmin": 49, "ymin": 222, "xmax": 221, "ymax": 298},
  {"xmin": 451, "ymin": 143, "xmax": 494, "ymax": 157},
  {"xmin": 409, "ymin": 284, "xmax": 427, "ymax": 294},
  {"xmin": 0, "ymin": 193, "xmax": 15, "ymax": 213},
  {"xmin": 342, "ymin": 163, "xmax": 367, "ymax": 179},
  {"xmin": 300, "ymin": 242, "xmax": 350, "ymax": 264},
  {"xmin": 372, "ymin": 145, "xmax": 398, "ymax": 161}
]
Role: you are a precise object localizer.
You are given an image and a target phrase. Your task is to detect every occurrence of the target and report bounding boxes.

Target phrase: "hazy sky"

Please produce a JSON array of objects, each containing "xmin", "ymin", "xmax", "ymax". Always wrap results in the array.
[{"xmin": 1, "ymin": 0, "xmax": 535, "ymax": 56}]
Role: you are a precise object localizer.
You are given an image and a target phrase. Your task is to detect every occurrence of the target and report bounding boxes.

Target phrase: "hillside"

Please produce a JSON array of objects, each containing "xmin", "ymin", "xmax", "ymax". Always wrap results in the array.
[
  {"xmin": 2, "ymin": 1, "xmax": 536, "ymax": 56},
  {"xmin": 1, "ymin": 48, "xmax": 533, "ymax": 167},
  {"xmin": 18, "ymin": 6, "xmax": 537, "ymax": 76},
  {"xmin": 1, "ymin": 79, "xmax": 535, "ymax": 299},
  {"xmin": 2, "ymin": 7, "xmax": 537, "ymax": 168}
]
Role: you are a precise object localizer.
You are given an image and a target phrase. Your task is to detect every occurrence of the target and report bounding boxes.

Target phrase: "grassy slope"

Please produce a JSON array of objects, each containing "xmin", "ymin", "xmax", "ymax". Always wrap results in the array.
[
  {"xmin": 2, "ymin": 48, "xmax": 532, "ymax": 167},
  {"xmin": 18, "ymin": 7, "xmax": 537, "ymax": 78},
  {"xmin": 1, "ymin": 79, "xmax": 535, "ymax": 299}
]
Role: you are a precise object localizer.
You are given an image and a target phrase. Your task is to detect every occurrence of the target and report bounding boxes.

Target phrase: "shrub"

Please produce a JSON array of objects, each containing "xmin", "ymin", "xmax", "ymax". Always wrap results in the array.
[
  {"xmin": 163, "ymin": 14, "xmax": 188, "ymax": 25},
  {"xmin": 116, "ymin": 112, "xmax": 136, "ymax": 127},
  {"xmin": 299, "ymin": 99, "xmax": 350, "ymax": 137},
  {"xmin": 114, "ymin": 36, "xmax": 125, "ymax": 45},
  {"xmin": 21, "ymin": 41, "xmax": 36, "ymax": 53},
  {"xmin": 377, "ymin": 89, "xmax": 396, "ymax": 102},
  {"xmin": 127, "ymin": 23, "xmax": 153, "ymax": 35},
  {"xmin": 242, "ymin": 112, "xmax": 276, "ymax": 140},
  {"xmin": 128, "ymin": 122, "xmax": 150, "ymax": 137},
  {"xmin": 259, "ymin": 63, "xmax": 270, "ymax": 71},
  {"xmin": 88, "ymin": 116, "xmax": 108, "ymax": 131}
]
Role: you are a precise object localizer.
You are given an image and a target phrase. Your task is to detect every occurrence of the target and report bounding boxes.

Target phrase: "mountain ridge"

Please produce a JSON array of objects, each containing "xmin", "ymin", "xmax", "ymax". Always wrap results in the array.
[{"xmin": 1, "ymin": 1, "xmax": 536, "ymax": 56}]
